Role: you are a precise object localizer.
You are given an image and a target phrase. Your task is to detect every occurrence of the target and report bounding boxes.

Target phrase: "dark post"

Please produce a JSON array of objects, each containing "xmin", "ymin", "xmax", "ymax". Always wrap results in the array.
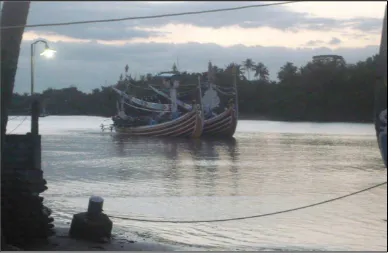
[
  {"xmin": 87, "ymin": 196, "xmax": 104, "ymax": 217},
  {"xmin": 31, "ymin": 100, "xmax": 39, "ymax": 135},
  {"xmin": 374, "ymin": 5, "xmax": 388, "ymax": 168},
  {"xmin": 69, "ymin": 196, "xmax": 112, "ymax": 242}
]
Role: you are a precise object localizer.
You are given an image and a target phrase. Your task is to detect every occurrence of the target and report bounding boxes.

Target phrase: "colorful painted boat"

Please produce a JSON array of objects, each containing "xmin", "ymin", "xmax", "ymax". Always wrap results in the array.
[
  {"xmin": 202, "ymin": 104, "xmax": 238, "ymax": 137},
  {"xmin": 112, "ymin": 105, "xmax": 203, "ymax": 138},
  {"xmin": 148, "ymin": 63, "xmax": 239, "ymax": 138},
  {"xmin": 110, "ymin": 73, "xmax": 204, "ymax": 138}
]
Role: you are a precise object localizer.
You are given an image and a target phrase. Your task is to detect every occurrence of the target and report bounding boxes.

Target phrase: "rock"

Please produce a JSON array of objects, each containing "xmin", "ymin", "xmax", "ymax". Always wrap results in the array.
[{"xmin": 1, "ymin": 170, "xmax": 54, "ymax": 249}]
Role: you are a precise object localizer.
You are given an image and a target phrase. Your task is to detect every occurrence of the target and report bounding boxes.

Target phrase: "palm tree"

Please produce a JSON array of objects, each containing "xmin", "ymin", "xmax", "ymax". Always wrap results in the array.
[
  {"xmin": 253, "ymin": 62, "xmax": 269, "ymax": 81},
  {"xmin": 225, "ymin": 63, "xmax": 245, "ymax": 78},
  {"xmin": 212, "ymin": 65, "xmax": 223, "ymax": 74},
  {"xmin": 277, "ymin": 62, "xmax": 298, "ymax": 83},
  {"xmin": 242, "ymin": 58, "xmax": 255, "ymax": 80}
]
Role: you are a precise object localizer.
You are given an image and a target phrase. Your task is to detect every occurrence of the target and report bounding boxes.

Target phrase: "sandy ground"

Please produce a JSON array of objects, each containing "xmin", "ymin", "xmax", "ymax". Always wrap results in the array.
[{"xmin": 26, "ymin": 227, "xmax": 191, "ymax": 252}]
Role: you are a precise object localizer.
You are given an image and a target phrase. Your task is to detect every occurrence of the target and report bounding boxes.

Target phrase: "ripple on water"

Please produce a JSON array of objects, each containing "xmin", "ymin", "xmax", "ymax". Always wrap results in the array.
[{"xmin": 38, "ymin": 118, "xmax": 386, "ymax": 251}]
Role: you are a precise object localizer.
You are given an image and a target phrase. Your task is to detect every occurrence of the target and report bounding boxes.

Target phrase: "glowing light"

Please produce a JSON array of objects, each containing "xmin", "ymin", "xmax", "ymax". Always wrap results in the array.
[{"xmin": 40, "ymin": 46, "xmax": 56, "ymax": 58}]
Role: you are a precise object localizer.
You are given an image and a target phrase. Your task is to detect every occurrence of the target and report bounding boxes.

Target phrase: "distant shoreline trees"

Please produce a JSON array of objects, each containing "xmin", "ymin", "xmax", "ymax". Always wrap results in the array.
[{"xmin": 10, "ymin": 54, "xmax": 379, "ymax": 123}]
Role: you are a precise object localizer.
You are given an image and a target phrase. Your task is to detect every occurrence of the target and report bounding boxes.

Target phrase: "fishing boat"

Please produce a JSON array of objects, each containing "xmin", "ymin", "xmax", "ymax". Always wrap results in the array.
[
  {"xmin": 109, "ymin": 73, "xmax": 204, "ymax": 138},
  {"xmin": 202, "ymin": 103, "xmax": 238, "ymax": 137},
  {"xmin": 200, "ymin": 62, "xmax": 238, "ymax": 137},
  {"xmin": 148, "ymin": 62, "xmax": 238, "ymax": 137}
]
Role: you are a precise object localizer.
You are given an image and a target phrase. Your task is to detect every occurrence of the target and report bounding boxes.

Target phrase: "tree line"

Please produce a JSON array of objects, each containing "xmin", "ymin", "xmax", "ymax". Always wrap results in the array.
[{"xmin": 9, "ymin": 54, "xmax": 379, "ymax": 123}]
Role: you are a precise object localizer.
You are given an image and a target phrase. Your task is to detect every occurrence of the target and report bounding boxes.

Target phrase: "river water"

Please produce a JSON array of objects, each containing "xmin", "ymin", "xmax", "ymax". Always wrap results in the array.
[{"xmin": 7, "ymin": 116, "xmax": 388, "ymax": 251}]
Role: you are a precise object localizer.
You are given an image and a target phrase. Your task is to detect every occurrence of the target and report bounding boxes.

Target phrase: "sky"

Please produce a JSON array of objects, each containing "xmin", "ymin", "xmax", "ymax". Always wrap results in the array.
[{"xmin": 8, "ymin": 1, "xmax": 387, "ymax": 94}]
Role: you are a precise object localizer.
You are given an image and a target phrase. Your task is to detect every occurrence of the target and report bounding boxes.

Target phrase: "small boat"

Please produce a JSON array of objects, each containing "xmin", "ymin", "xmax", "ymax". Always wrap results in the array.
[{"xmin": 110, "ymin": 73, "xmax": 204, "ymax": 138}]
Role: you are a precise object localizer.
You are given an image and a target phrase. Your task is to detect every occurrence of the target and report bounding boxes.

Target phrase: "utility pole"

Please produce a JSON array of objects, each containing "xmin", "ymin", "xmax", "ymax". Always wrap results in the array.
[
  {"xmin": 1, "ymin": 1, "xmax": 31, "ymax": 142},
  {"xmin": 1, "ymin": 1, "xmax": 31, "ymax": 249}
]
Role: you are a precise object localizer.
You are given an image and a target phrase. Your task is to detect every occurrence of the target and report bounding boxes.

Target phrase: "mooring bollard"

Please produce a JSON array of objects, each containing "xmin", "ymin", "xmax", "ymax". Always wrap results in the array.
[
  {"xmin": 87, "ymin": 196, "xmax": 104, "ymax": 217},
  {"xmin": 69, "ymin": 196, "xmax": 113, "ymax": 242}
]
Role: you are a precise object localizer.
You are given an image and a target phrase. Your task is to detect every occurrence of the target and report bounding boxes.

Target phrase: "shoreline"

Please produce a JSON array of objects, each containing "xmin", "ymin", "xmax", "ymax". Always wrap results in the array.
[
  {"xmin": 8, "ymin": 114, "xmax": 373, "ymax": 124},
  {"xmin": 26, "ymin": 227, "xmax": 199, "ymax": 252}
]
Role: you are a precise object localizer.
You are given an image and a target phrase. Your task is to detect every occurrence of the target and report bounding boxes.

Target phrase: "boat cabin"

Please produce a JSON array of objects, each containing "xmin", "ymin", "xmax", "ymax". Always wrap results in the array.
[{"xmin": 156, "ymin": 72, "xmax": 181, "ymax": 88}]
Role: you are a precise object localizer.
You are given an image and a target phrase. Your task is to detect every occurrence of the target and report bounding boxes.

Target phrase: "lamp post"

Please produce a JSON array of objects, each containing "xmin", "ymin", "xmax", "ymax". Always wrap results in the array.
[
  {"xmin": 30, "ymin": 40, "xmax": 56, "ymax": 134},
  {"xmin": 30, "ymin": 39, "xmax": 56, "ymax": 96}
]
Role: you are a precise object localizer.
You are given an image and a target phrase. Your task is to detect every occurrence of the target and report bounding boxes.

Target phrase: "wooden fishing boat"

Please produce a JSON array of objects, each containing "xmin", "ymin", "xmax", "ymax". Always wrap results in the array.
[
  {"xmin": 199, "ymin": 62, "xmax": 238, "ymax": 137},
  {"xmin": 109, "ymin": 73, "xmax": 204, "ymax": 138},
  {"xmin": 112, "ymin": 105, "xmax": 203, "ymax": 138},
  {"xmin": 202, "ymin": 103, "xmax": 238, "ymax": 137},
  {"xmin": 148, "ymin": 62, "xmax": 239, "ymax": 137}
]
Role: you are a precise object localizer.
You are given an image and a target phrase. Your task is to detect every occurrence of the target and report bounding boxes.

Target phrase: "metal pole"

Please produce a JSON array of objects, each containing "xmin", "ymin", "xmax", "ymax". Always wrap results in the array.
[
  {"xmin": 30, "ymin": 42, "xmax": 34, "ymax": 96},
  {"xmin": 31, "ymin": 100, "xmax": 39, "ymax": 135}
]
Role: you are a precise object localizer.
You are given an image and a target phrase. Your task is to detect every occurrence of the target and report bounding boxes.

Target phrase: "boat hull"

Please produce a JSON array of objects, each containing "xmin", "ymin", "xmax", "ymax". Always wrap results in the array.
[
  {"xmin": 202, "ymin": 106, "xmax": 237, "ymax": 137},
  {"xmin": 113, "ymin": 107, "xmax": 204, "ymax": 138}
]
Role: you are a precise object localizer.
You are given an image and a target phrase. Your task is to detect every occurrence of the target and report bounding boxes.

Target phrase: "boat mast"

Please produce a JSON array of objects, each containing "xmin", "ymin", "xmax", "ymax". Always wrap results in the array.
[
  {"xmin": 233, "ymin": 64, "xmax": 239, "ymax": 116},
  {"xmin": 207, "ymin": 61, "xmax": 214, "ymax": 87}
]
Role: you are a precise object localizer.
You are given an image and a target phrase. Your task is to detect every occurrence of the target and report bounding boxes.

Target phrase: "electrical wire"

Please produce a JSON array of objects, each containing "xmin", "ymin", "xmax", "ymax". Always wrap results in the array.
[
  {"xmin": 7, "ymin": 116, "xmax": 28, "ymax": 134},
  {"xmin": 106, "ymin": 181, "xmax": 387, "ymax": 223},
  {"xmin": 0, "ymin": 1, "xmax": 300, "ymax": 30}
]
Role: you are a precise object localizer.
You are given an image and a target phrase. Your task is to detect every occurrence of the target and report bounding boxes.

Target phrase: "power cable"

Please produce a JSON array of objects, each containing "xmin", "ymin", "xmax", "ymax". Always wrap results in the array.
[
  {"xmin": 7, "ymin": 116, "xmax": 28, "ymax": 134},
  {"xmin": 107, "ymin": 181, "xmax": 386, "ymax": 223},
  {"xmin": 0, "ymin": 1, "xmax": 300, "ymax": 30}
]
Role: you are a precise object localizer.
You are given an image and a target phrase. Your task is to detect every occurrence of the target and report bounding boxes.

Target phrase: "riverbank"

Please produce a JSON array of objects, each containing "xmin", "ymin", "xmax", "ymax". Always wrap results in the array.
[
  {"xmin": 238, "ymin": 114, "xmax": 372, "ymax": 123},
  {"xmin": 8, "ymin": 114, "xmax": 374, "ymax": 124},
  {"xmin": 26, "ymin": 227, "xmax": 192, "ymax": 252}
]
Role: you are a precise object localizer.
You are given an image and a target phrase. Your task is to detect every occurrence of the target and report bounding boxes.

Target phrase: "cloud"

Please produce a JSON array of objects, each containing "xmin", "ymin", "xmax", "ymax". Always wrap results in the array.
[
  {"xmin": 305, "ymin": 40, "xmax": 324, "ymax": 47},
  {"xmin": 25, "ymin": 1, "xmax": 383, "ymax": 41},
  {"xmin": 14, "ymin": 40, "xmax": 379, "ymax": 94},
  {"xmin": 329, "ymin": 37, "xmax": 342, "ymax": 45},
  {"xmin": 30, "ymin": 26, "xmax": 167, "ymax": 41},
  {"xmin": 11, "ymin": 2, "xmax": 382, "ymax": 94},
  {"xmin": 349, "ymin": 17, "xmax": 383, "ymax": 32}
]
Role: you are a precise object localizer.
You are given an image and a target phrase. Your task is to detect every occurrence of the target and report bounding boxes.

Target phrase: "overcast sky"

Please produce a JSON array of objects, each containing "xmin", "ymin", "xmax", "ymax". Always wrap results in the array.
[{"xmin": 10, "ymin": 1, "xmax": 386, "ymax": 94}]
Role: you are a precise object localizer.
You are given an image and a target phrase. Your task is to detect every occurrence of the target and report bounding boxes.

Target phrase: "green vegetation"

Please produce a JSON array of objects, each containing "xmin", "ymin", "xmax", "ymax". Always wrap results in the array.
[{"xmin": 10, "ymin": 54, "xmax": 379, "ymax": 123}]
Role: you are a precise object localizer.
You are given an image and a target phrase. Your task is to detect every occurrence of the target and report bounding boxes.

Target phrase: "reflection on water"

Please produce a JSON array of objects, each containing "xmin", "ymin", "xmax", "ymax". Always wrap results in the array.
[
  {"xmin": 108, "ymin": 135, "xmax": 239, "ymax": 198},
  {"xmin": 35, "ymin": 119, "xmax": 387, "ymax": 251}
]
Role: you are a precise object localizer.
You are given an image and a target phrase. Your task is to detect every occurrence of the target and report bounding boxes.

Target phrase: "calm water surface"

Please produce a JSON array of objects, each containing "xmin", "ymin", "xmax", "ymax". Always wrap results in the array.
[{"xmin": 8, "ymin": 116, "xmax": 388, "ymax": 251}]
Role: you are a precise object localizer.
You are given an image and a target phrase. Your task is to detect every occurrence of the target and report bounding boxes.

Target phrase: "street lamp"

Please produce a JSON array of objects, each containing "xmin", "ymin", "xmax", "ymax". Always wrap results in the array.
[{"xmin": 30, "ymin": 39, "xmax": 56, "ymax": 95}]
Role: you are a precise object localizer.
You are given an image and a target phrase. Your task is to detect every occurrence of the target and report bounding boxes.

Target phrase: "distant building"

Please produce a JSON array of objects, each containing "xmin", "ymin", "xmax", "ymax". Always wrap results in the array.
[{"xmin": 312, "ymin": 55, "xmax": 346, "ymax": 66}]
